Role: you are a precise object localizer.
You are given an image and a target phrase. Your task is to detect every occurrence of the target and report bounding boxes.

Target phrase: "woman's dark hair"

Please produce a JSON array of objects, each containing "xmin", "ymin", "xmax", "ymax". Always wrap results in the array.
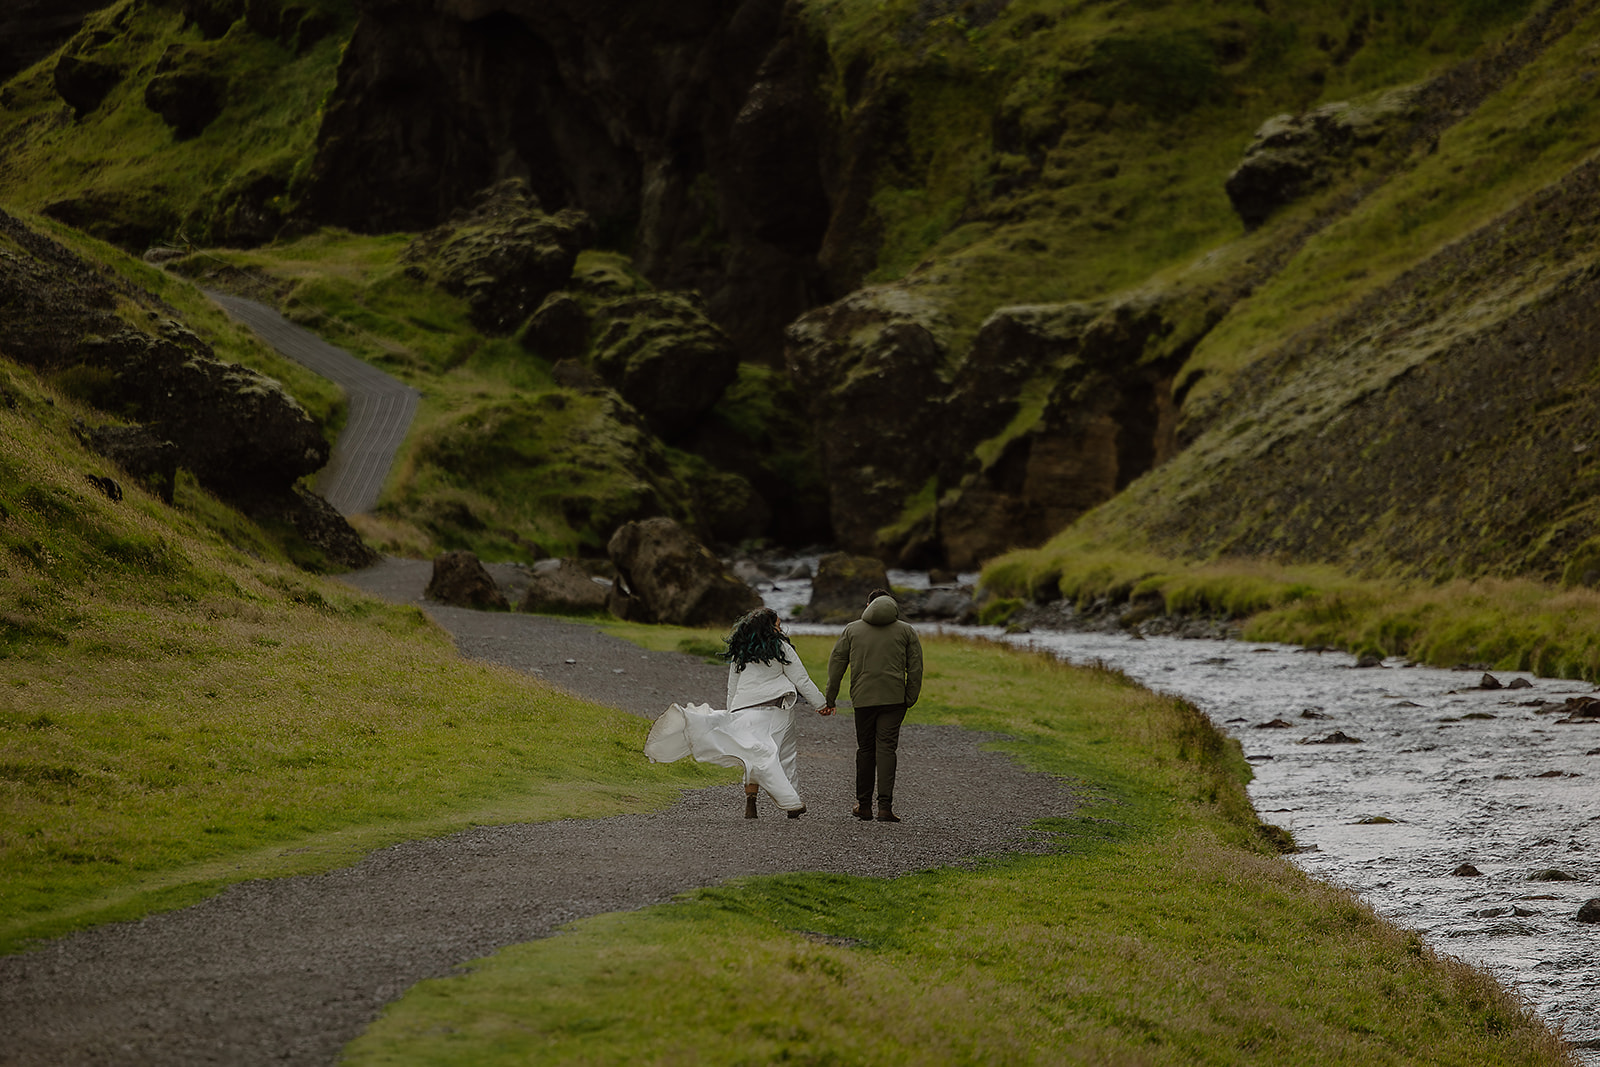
[{"xmin": 724, "ymin": 607, "xmax": 791, "ymax": 670}]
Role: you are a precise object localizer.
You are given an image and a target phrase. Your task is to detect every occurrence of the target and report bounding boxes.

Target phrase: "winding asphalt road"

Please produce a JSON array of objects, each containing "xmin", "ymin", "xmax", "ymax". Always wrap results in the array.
[{"xmin": 206, "ymin": 292, "xmax": 420, "ymax": 516}]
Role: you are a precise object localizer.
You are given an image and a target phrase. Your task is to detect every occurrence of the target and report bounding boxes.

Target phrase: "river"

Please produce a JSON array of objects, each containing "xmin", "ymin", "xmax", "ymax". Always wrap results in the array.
[{"xmin": 766, "ymin": 565, "xmax": 1600, "ymax": 1056}]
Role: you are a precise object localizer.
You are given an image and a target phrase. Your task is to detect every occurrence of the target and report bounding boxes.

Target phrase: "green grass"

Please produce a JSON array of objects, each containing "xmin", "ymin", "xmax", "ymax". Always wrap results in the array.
[
  {"xmin": 792, "ymin": 0, "xmax": 1535, "ymax": 351},
  {"xmin": 0, "ymin": 361, "xmax": 725, "ymax": 953},
  {"xmin": 344, "ymin": 634, "xmax": 1569, "ymax": 1065},
  {"xmin": 983, "ymin": 535, "xmax": 1600, "ymax": 681},
  {"xmin": 172, "ymin": 237, "xmax": 740, "ymax": 559},
  {"xmin": 0, "ymin": 0, "xmax": 354, "ymax": 248}
]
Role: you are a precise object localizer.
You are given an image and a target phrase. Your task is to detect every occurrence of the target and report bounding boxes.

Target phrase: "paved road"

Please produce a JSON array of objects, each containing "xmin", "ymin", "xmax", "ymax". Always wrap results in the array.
[{"xmin": 207, "ymin": 292, "xmax": 420, "ymax": 515}]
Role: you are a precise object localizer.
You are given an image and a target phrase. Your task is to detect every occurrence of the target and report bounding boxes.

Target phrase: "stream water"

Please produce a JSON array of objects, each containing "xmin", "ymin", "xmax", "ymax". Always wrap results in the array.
[{"xmin": 763, "ymin": 564, "xmax": 1600, "ymax": 1055}]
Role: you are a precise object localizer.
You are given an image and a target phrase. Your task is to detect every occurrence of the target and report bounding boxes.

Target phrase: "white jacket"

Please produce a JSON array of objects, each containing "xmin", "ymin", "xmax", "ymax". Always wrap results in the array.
[{"xmin": 726, "ymin": 652, "xmax": 826, "ymax": 712}]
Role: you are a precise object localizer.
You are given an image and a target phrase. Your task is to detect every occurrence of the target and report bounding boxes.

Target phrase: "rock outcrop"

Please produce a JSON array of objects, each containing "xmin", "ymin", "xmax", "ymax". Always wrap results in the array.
[
  {"xmin": 800, "ymin": 552, "xmax": 888, "ymax": 623},
  {"xmin": 1225, "ymin": 86, "xmax": 1420, "ymax": 229},
  {"xmin": 519, "ymin": 558, "xmax": 609, "ymax": 615},
  {"xmin": 426, "ymin": 550, "xmax": 508, "ymax": 610},
  {"xmin": 607, "ymin": 517, "xmax": 761, "ymax": 626},
  {"xmin": 587, "ymin": 291, "xmax": 739, "ymax": 439},
  {"xmin": 76, "ymin": 422, "xmax": 180, "ymax": 505},
  {"xmin": 402, "ymin": 180, "xmax": 593, "ymax": 336},
  {"xmin": 0, "ymin": 206, "xmax": 364, "ymax": 567},
  {"xmin": 144, "ymin": 45, "xmax": 227, "ymax": 139},
  {"xmin": 301, "ymin": 0, "xmax": 832, "ymax": 362},
  {"xmin": 786, "ymin": 285, "xmax": 1197, "ymax": 569}
]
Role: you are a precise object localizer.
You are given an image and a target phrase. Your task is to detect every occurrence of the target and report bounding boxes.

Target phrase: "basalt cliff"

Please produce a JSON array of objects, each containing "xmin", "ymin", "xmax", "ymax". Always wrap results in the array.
[{"xmin": 4, "ymin": 0, "xmax": 1599, "ymax": 585}]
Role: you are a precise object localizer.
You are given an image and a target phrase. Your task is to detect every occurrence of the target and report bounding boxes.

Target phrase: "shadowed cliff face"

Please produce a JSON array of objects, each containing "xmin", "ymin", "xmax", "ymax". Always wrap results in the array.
[{"xmin": 302, "ymin": 0, "xmax": 833, "ymax": 363}]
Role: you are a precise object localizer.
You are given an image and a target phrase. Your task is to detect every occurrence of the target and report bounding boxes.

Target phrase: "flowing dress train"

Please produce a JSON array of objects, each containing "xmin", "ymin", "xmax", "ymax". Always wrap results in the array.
[{"xmin": 645, "ymin": 702, "xmax": 803, "ymax": 810}]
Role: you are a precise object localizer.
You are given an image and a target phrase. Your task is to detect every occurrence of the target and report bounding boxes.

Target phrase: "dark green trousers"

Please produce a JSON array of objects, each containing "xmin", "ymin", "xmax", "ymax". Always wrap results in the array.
[{"xmin": 854, "ymin": 703, "xmax": 906, "ymax": 808}]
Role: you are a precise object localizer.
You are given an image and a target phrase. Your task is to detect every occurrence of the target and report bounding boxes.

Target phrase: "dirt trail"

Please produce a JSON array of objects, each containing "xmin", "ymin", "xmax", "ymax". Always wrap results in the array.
[{"xmin": 0, "ymin": 562, "xmax": 1079, "ymax": 1066}]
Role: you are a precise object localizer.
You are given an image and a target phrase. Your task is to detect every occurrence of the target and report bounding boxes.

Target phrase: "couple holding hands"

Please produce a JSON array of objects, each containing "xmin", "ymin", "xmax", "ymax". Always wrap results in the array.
[{"xmin": 644, "ymin": 590, "xmax": 924, "ymax": 823}]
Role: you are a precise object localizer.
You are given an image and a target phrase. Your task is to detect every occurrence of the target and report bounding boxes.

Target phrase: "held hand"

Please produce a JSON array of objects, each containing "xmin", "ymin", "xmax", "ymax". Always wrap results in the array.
[{"xmin": 819, "ymin": 705, "xmax": 835, "ymax": 716}]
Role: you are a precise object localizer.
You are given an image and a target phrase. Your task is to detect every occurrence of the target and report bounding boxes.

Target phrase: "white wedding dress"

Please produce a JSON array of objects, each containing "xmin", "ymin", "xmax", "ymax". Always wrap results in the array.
[{"xmin": 644, "ymin": 654, "xmax": 826, "ymax": 812}]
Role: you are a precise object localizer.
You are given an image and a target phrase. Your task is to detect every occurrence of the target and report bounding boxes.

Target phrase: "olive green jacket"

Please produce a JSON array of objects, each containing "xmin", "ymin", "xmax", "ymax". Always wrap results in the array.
[{"xmin": 825, "ymin": 595, "xmax": 924, "ymax": 709}]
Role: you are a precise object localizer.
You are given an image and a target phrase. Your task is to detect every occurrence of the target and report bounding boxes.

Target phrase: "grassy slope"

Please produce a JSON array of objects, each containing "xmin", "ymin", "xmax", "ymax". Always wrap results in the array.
[
  {"xmin": 345, "ymin": 632, "xmax": 1570, "ymax": 1066},
  {"xmin": 796, "ymin": 0, "xmax": 1535, "ymax": 350},
  {"xmin": 0, "ymin": 0, "xmax": 353, "ymax": 246},
  {"xmin": 0, "ymin": 358, "xmax": 726, "ymax": 953},
  {"xmin": 176, "ymin": 238, "xmax": 739, "ymax": 559},
  {"xmin": 977, "ymin": 1, "xmax": 1600, "ymax": 678}
]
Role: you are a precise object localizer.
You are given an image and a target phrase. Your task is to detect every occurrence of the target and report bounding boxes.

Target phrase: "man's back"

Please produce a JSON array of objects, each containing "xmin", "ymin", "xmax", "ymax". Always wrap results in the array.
[{"xmin": 827, "ymin": 595, "xmax": 923, "ymax": 709}]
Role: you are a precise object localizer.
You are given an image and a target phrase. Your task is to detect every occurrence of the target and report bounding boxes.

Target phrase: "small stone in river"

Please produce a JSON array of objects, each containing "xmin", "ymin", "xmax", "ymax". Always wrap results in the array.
[
  {"xmin": 1301, "ymin": 730, "xmax": 1364, "ymax": 744},
  {"xmin": 1395, "ymin": 700, "xmax": 1423, "ymax": 707},
  {"xmin": 1301, "ymin": 709, "xmax": 1332, "ymax": 719},
  {"xmin": 1462, "ymin": 712, "xmax": 1497, "ymax": 720},
  {"xmin": 1355, "ymin": 654, "xmax": 1384, "ymax": 668},
  {"xmin": 1529, "ymin": 868, "xmax": 1578, "ymax": 881},
  {"xmin": 1588, "ymin": 748, "xmax": 1600, "ymax": 756},
  {"xmin": 1534, "ymin": 837, "xmax": 1559, "ymax": 846},
  {"xmin": 1355, "ymin": 815, "xmax": 1397, "ymax": 824},
  {"xmin": 1513, "ymin": 905, "xmax": 1539, "ymax": 917},
  {"xmin": 1479, "ymin": 673, "xmax": 1503, "ymax": 690},
  {"xmin": 1533, "ymin": 770, "xmax": 1568, "ymax": 778},
  {"xmin": 1577, "ymin": 898, "xmax": 1600, "ymax": 923},
  {"xmin": 1452, "ymin": 863, "xmax": 1482, "ymax": 876},
  {"xmin": 1472, "ymin": 906, "xmax": 1509, "ymax": 917},
  {"xmin": 1508, "ymin": 677, "xmax": 1534, "ymax": 689},
  {"xmin": 1255, "ymin": 718, "xmax": 1294, "ymax": 729}
]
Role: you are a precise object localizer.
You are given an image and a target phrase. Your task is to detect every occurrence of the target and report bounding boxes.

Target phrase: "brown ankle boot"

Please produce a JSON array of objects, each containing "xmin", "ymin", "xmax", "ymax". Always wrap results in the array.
[
  {"xmin": 745, "ymin": 785, "xmax": 758, "ymax": 819},
  {"xmin": 875, "ymin": 807, "xmax": 900, "ymax": 823}
]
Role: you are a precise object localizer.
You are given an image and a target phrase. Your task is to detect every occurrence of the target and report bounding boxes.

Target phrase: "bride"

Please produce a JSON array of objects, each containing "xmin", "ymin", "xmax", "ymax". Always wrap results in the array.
[{"xmin": 645, "ymin": 607, "xmax": 832, "ymax": 818}]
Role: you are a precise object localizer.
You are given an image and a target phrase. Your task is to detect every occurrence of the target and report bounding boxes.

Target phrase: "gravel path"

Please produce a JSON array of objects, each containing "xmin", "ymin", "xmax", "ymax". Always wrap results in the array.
[
  {"xmin": 0, "ymin": 563, "xmax": 1079, "ymax": 1066},
  {"xmin": 206, "ymin": 292, "xmax": 420, "ymax": 516}
]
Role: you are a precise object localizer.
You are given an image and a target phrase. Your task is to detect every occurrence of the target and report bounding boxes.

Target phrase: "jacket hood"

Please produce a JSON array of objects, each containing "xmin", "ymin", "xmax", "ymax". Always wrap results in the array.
[{"xmin": 861, "ymin": 595, "xmax": 899, "ymax": 625}]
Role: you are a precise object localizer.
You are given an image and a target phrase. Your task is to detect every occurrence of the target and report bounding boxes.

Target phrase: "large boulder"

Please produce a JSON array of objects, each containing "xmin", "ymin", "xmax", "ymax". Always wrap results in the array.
[
  {"xmin": 425, "ymin": 550, "xmax": 508, "ymax": 610},
  {"xmin": 607, "ymin": 517, "xmax": 761, "ymax": 627},
  {"xmin": 402, "ymin": 179, "xmax": 594, "ymax": 335},
  {"xmin": 588, "ymin": 291, "xmax": 739, "ymax": 440},
  {"xmin": 144, "ymin": 45, "xmax": 227, "ymax": 139},
  {"xmin": 519, "ymin": 558, "xmax": 609, "ymax": 615},
  {"xmin": 784, "ymin": 286, "xmax": 950, "ymax": 558},
  {"xmin": 52, "ymin": 53, "xmax": 121, "ymax": 116},
  {"xmin": 78, "ymin": 324, "xmax": 328, "ymax": 497},
  {"xmin": 1225, "ymin": 85, "xmax": 1420, "ymax": 229},
  {"xmin": 800, "ymin": 552, "xmax": 889, "ymax": 623}
]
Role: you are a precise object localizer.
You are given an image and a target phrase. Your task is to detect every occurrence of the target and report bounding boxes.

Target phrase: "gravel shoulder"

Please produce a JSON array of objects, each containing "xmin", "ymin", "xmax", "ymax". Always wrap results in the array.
[{"xmin": 0, "ymin": 560, "xmax": 1079, "ymax": 1066}]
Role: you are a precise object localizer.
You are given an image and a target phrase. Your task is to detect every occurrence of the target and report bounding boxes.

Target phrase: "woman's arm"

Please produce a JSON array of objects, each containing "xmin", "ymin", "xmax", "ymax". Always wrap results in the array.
[
  {"xmin": 783, "ymin": 655, "xmax": 827, "ymax": 708},
  {"xmin": 726, "ymin": 662, "xmax": 738, "ymax": 711}
]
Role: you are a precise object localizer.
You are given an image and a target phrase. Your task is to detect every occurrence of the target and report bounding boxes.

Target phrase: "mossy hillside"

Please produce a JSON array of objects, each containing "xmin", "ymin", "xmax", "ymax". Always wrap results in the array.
[
  {"xmin": 1175, "ymin": 0, "xmax": 1600, "ymax": 424},
  {"xmin": 0, "ymin": 0, "xmax": 355, "ymax": 249},
  {"xmin": 179, "ymin": 238, "xmax": 815, "ymax": 558},
  {"xmin": 349, "ymin": 632, "xmax": 1568, "ymax": 1066},
  {"xmin": 795, "ymin": 0, "xmax": 1535, "ymax": 349},
  {"xmin": 0, "ymin": 359, "xmax": 726, "ymax": 952},
  {"xmin": 19, "ymin": 208, "xmax": 342, "ymax": 431}
]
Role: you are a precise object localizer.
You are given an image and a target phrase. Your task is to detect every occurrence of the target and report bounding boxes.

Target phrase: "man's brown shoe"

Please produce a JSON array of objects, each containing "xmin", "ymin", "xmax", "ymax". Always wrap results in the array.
[
  {"xmin": 852, "ymin": 802, "xmax": 873, "ymax": 821},
  {"xmin": 875, "ymin": 808, "xmax": 900, "ymax": 823}
]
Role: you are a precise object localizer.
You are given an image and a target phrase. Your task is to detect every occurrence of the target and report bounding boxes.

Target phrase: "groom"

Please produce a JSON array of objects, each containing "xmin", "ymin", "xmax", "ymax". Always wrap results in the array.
[{"xmin": 823, "ymin": 588, "xmax": 924, "ymax": 823}]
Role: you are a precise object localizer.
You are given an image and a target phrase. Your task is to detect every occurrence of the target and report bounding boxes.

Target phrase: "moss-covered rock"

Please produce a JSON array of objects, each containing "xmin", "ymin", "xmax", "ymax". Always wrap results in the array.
[
  {"xmin": 588, "ymin": 290, "xmax": 739, "ymax": 440},
  {"xmin": 402, "ymin": 179, "xmax": 594, "ymax": 336},
  {"xmin": 800, "ymin": 551, "xmax": 889, "ymax": 623},
  {"xmin": 607, "ymin": 516, "xmax": 761, "ymax": 627}
]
